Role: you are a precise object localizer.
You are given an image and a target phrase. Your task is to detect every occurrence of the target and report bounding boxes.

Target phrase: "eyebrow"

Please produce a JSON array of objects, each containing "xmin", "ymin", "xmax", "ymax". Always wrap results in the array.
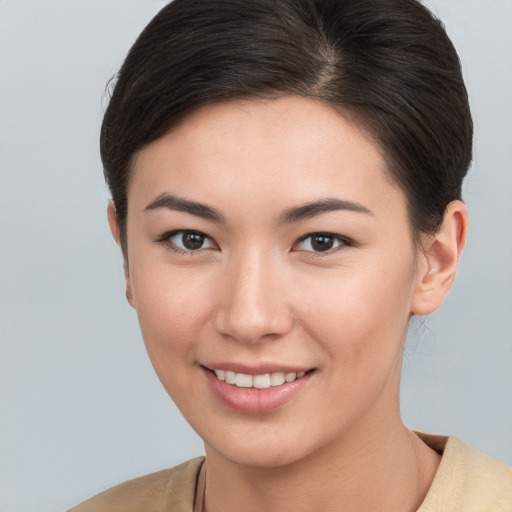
[
  {"xmin": 144, "ymin": 193, "xmax": 372, "ymax": 225},
  {"xmin": 144, "ymin": 193, "xmax": 225, "ymax": 223},
  {"xmin": 278, "ymin": 198, "xmax": 373, "ymax": 224}
]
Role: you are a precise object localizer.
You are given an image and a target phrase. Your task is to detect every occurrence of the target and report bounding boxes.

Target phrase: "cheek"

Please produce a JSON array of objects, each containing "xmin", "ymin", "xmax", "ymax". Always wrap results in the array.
[
  {"xmin": 129, "ymin": 261, "xmax": 216, "ymax": 371},
  {"xmin": 295, "ymin": 259, "xmax": 415, "ymax": 368}
]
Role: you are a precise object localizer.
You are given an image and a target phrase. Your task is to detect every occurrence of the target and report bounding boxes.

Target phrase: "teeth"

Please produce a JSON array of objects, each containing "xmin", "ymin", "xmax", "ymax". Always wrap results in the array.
[
  {"xmin": 253, "ymin": 374, "xmax": 271, "ymax": 389},
  {"xmin": 269, "ymin": 372, "xmax": 285, "ymax": 386},
  {"xmin": 212, "ymin": 370, "xmax": 307, "ymax": 388},
  {"xmin": 235, "ymin": 373, "xmax": 253, "ymax": 388}
]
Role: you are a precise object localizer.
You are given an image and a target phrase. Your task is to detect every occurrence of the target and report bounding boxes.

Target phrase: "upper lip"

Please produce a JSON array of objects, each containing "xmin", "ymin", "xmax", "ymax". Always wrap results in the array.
[{"xmin": 201, "ymin": 362, "xmax": 313, "ymax": 375}]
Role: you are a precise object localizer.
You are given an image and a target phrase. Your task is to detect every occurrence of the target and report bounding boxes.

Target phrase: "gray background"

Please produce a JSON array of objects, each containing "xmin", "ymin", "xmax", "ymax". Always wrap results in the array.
[{"xmin": 1, "ymin": 1, "xmax": 511, "ymax": 511}]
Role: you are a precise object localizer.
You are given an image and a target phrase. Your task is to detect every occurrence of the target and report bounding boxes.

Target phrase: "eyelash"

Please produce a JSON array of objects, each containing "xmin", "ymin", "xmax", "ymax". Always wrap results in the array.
[
  {"xmin": 294, "ymin": 232, "xmax": 352, "ymax": 255},
  {"xmin": 155, "ymin": 230, "xmax": 353, "ymax": 255},
  {"xmin": 155, "ymin": 230, "xmax": 217, "ymax": 255}
]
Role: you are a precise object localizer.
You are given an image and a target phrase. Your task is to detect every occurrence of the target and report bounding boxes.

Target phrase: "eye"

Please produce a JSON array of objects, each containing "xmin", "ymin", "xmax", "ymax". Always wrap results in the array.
[
  {"xmin": 157, "ymin": 230, "xmax": 217, "ymax": 253},
  {"xmin": 294, "ymin": 232, "xmax": 351, "ymax": 253}
]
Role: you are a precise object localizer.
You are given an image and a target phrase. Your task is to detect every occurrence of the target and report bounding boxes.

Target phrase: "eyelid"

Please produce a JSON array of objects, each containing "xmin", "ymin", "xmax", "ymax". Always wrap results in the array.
[
  {"xmin": 155, "ymin": 229, "xmax": 218, "ymax": 253},
  {"xmin": 293, "ymin": 232, "xmax": 353, "ymax": 254},
  {"xmin": 154, "ymin": 229, "xmax": 352, "ymax": 255}
]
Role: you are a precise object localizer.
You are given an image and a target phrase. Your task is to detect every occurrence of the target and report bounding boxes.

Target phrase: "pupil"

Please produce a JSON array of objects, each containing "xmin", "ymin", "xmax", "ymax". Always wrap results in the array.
[
  {"xmin": 183, "ymin": 232, "xmax": 204, "ymax": 250},
  {"xmin": 311, "ymin": 235, "xmax": 334, "ymax": 252}
]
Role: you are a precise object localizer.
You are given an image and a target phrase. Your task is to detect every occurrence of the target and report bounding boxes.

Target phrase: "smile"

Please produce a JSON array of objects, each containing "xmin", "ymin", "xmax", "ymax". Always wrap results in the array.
[
  {"xmin": 202, "ymin": 366, "xmax": 314, "ymax": 414},
  {"xmin": 213, "ymin": 369, "xmax": 306, "ymax": 389}
]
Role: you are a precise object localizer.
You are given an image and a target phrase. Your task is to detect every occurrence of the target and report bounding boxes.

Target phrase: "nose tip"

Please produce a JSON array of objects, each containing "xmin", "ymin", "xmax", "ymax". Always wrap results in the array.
[
  {"xmin": 213, "ymin": 258, "xmax": 293, "ymax": 344},
  {"xmin": 215, "ymin": 307, "xmax": 291, "ymax": 345}
]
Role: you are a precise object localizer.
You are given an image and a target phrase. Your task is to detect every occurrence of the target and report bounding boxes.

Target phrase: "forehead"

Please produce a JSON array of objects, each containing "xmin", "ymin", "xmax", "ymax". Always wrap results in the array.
[{"xmin": 128, "ymin": 96, "xmax": 404, "ymax": 218}]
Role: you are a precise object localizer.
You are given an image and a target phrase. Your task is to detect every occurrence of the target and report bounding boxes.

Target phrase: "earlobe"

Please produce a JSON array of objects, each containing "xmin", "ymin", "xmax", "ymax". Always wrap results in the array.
[
  {"xmin": 107, "ymin": 203, "xmax": 134, "ymax": 307},
  {"xmin": 123, "ymin": 262, "xmax": 134, "ymax": 307},
  {"xmin": 411, "ymin": 200, "xmax": 468, "ymax": 316}
]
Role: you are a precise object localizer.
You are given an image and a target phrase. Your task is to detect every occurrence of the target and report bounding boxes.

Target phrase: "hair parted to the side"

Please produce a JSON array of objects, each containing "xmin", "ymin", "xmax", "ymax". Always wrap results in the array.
[{"xmin": 101, "ymin": 0, "xmax": 472, "ymax": 251}]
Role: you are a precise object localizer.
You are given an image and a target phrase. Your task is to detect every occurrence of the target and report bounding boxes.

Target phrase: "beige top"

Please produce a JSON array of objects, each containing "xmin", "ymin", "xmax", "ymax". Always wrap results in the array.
[{"xmin": 69, "ymin": 434, "xmax": 512, "ymax": 512}]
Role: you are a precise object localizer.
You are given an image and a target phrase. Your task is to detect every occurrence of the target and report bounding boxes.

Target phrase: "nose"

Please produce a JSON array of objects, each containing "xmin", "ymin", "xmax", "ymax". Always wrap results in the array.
[{"xmin": 213, "ymin": 251, "xmax": 293, "ymax": 344}]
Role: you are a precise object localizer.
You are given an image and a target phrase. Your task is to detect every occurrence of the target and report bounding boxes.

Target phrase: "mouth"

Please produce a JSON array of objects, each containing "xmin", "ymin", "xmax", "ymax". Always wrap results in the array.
[
  {"xmin": 201, "ymin": 365, "xmax": 314, "ymax": 414},
  {"xmin": 211, "ymin": 369, "xmax": 307, "ymax": 389}
]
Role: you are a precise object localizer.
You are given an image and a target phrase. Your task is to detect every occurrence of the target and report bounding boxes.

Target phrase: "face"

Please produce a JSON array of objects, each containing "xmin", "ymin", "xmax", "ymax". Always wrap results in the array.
[{"xmin": 121, "ymin": 96, "xmax": 426, "ymax": 468}]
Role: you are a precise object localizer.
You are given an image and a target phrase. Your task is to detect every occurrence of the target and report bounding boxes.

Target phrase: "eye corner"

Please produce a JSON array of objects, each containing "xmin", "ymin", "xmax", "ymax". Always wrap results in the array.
[
  {"xmin": 154, "ymin": 229, "xmax": 219, "ymax": 254},
  {"xmin": 293, "ymin": 232, "xmax": 353, "ymax": 254}
]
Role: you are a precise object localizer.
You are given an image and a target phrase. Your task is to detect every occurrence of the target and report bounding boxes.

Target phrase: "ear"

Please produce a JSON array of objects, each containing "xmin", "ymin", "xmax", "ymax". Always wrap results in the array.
[
  {"xmin": 107, "ymin": 203, "xmax": 134, "ymax": 307},
  {"xmin": 411, "ymin": 200, "xmax": 468, "ymax": 316}
]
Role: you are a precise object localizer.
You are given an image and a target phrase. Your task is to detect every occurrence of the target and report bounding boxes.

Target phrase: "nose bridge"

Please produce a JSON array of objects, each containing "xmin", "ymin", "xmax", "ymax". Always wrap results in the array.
[{"xmin": 214, "ymin": 246, "xmax": 291, "ymax": 343}]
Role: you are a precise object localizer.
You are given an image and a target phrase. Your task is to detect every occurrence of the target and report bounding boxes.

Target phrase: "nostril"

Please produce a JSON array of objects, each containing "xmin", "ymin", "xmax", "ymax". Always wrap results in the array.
[{"xmin": 213, "ymin": 300, "xmax": 291, "ymax": 343}]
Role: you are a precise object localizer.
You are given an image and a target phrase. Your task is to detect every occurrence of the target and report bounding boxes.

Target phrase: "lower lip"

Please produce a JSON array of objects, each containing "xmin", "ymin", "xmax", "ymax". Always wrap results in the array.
[{"xmin": 202, "ymin": 367, "xmax": 313, "ymax": 415}]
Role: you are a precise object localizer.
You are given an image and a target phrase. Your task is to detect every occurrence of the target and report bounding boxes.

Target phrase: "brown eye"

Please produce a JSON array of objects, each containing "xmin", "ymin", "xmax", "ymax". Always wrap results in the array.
[
  {"xmin": 295, "ymin": 233, "xmax": 350, "ymax": 253},
  {"xmin": 158, "ymin": 230, "xmax": 216, "ymax": 252},
  {"xmin": 310, "ymin": 234, "xmax": 335, "ymax": 252},
  {"xmin": 181, "ymin": 232, "xmax": 206, "ymax": 250}
]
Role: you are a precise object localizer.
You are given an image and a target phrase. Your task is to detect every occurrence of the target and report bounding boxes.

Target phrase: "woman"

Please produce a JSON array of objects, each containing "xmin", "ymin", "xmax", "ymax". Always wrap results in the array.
[{"xmin": 70, "ymin": 0, "xmax": 512, "ymax": 510}]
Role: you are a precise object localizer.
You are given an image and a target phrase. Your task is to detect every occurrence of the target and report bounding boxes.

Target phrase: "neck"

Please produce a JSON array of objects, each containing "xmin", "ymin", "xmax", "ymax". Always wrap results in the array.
[{"xmin": 203, "ymin": 416, "xmax": 440, "ymax": 512}]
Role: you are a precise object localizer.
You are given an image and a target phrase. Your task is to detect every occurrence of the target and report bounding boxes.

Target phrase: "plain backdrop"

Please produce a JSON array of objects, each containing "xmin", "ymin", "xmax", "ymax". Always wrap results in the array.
[{"xmin": 1, "ymin": 1, "xmax": 511, "ymax": 511}]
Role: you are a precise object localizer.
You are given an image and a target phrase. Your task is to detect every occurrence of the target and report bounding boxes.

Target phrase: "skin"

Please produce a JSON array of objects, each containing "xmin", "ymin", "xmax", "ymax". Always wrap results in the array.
[{"xmin": 108, "ymin": 96, "xmax": 468, "ymax": 512}]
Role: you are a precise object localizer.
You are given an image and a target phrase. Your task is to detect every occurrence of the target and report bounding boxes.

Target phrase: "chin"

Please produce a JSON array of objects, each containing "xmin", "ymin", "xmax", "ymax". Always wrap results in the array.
[
  {"xmin": 206, "ymin": 438, "xmax": 310, "ymax": 469},
  {"xmin": 199, "ymin": 414, "xmax": 334, "ymax": 470}
]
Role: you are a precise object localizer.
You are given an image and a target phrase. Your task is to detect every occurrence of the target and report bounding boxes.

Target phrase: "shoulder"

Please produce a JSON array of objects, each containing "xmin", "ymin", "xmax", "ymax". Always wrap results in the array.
[
  {"xmin": 68, "ymin": 457, "xmax": 204, "ymax": 512},
  {"xmin": 418, "ymin": 433, "xmax": 512, "ymax": 512}
]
